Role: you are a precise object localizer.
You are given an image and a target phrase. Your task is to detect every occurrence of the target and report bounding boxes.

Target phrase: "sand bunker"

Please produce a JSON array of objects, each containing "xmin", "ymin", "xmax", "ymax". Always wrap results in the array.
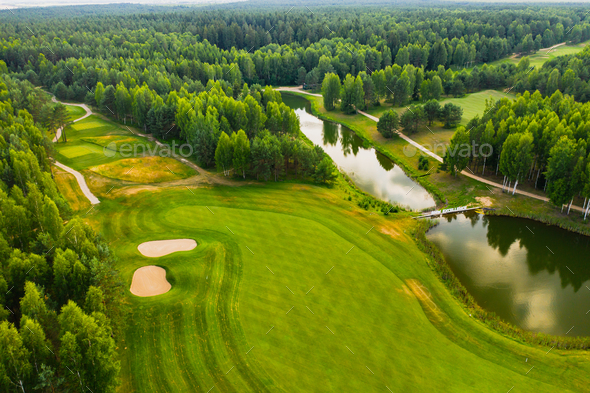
[
  {"xmin": 138, "ymin": 239, "xmax": 197, "ymax": 257},
  {"xmin": 130, "ymin": 266, "xmax": 171, "ymax": 297}
]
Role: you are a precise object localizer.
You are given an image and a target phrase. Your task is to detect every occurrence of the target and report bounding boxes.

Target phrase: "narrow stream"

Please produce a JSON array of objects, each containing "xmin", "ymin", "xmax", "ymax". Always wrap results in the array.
[{"xmin": 282, "ymin": 93, "xmax": 435, "ymax": 211}]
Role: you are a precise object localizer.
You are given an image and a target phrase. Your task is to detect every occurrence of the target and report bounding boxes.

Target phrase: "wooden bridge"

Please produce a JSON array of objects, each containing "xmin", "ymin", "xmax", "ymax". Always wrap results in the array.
[{"xmin": 414, "ymin": 206, "xmax": 482, "ymax": 219}]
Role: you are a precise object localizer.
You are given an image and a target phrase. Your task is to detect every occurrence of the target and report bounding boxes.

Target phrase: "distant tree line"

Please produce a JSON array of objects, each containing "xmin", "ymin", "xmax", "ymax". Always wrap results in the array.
[{"xmin": 1, "ymin": 5, "xmax": 590, "ymax": 102}]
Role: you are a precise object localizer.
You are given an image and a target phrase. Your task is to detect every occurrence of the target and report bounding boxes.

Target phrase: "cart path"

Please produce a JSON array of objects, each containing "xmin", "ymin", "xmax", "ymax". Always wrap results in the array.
[{"xmin": 52, "ymin": 97, "xmax": 100, "ymax": 204}]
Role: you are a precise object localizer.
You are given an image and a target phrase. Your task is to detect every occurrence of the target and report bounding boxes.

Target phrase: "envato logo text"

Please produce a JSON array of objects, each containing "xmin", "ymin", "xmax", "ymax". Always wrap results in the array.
[
  {"xmin": 403, "ymin": 142, "xmax": 493, "ymax": 158},
  {"xmin": 103, "ymin": 141, "xmax": 193, "ymax": 158}
]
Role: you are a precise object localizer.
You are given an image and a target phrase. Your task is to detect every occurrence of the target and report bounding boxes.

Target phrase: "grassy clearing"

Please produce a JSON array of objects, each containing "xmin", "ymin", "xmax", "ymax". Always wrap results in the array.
[
  {"xmin": 90, "ymin": 156, "xmax": 196, "ymax": 183},
  {"xmin": 488, "ymin": 41, "xmax": 589, "ymax": 69},
  {"xmin": 362, "ymin": 90, "xmax": 509, "ymax": 150},
  {"xmin": 85, "ymin": 183, "xmax": 590, "ymax": 393},
  {"xmin": 439, "ymin": 90, "xmax": 508, "ymax": 124},
  {"xmin": 65, "ymin": 104, "xmax": 86, "ymax": 120}
]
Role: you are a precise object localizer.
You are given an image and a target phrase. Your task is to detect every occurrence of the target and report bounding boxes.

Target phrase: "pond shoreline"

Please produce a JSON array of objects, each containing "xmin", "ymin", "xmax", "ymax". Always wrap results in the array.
[
  {"xmin": 282, "ymin": 91, "xmax": 445, "ymax": 207},
  {"xmin": 415, "ymin": 218, "xmax": 590, "ymax": 349},
  {"xmin": 286, "ymin": 91, "xmax": 590, "ymax": 237}
]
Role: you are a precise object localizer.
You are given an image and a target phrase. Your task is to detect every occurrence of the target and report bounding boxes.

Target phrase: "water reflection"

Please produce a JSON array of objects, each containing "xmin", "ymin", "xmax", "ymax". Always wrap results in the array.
[
  {"xmin": 427, "ymin": 212, "xmax": 590, "ymax": 336},
  {"xmin": 282, "ymin": 93, "xmax": 435, "ymax": 211}
]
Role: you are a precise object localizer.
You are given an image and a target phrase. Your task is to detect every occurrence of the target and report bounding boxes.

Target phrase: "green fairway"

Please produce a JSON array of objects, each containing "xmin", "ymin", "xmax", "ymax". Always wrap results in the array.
[
  {"xmin": 488, "ymin": 41, "xmax": 589, "ymax": 69},
  {"xmin": 90, "ymin": 156, "xmax": 196, "ymax": 183},
  {"xmin": 439, "ymin": 90, "xmax": 509, "ymax": 124},
  {"xmin": 54, "ymin": 116, "xmax": 195, "ymax": 183},
  {"xmin": 87, "ymin": 183, "xmax": 590, "ymax": 393},
  {"xmin": 66, "ymin": 104, "xmax": 87, "ymax": 120}
]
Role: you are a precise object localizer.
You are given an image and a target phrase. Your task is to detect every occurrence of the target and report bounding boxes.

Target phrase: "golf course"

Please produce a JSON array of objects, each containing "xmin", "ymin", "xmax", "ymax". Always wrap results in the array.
[
  {"xmin": 51, "ymin": 100, "xmax": 590, "ymax": 392},
  {"xmin": 4, "ymin": 4, "xmax": 590, "ymax": 392}
]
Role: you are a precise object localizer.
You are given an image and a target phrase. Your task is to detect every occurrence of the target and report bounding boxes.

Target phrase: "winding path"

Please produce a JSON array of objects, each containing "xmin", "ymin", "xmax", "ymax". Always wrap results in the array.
[
  {"xmin": 278, "ymin": 86, "xmax": 585, "ymax": 213},
  {"xmin": 52, "ymin": 98, "xmax": 100, "ymax": 205}
]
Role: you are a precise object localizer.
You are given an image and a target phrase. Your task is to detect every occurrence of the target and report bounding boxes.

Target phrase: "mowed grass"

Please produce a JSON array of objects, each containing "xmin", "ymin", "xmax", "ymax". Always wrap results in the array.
[
  {"xmin": 488, "ymin": 40, "xmax": 589, "ymax": 69},
  {"xmin": 90, "ymin": 156, "xmax": 196, "ymax": 183},
  {"xmin": 66, "ymin": 104, "xmax": 87, "ymax": 121},
  {"xmin": 439, "ymin": 89, "xmax": 508, "ymax": 124},
  {"xmin": 361, "ymin": 90, "xmax": 508, "ymax": 148},
  {"xmin": 54, "ymin": 115, "xmax": 194, "ymax": 183},
  {"xmin": 86, "ymin": 183, "xmax": 590, "ymax": 393}
]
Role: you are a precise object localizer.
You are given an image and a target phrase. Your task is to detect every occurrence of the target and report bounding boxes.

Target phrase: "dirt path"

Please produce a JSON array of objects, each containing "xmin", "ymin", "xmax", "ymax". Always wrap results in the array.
[
  {"xmin": 541, "ymin": 42, "xmax": 566, "ymax": 52},
  {"xmin": 279, "ymin": 86, "xmax": 585, "ymax": 212}
]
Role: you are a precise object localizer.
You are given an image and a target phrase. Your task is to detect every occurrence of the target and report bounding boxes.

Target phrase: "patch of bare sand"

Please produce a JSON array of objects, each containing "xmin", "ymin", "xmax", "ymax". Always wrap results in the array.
[
  {"xmin": 130, "ymin": 266, "xmax": 171, "ymax": 297},
  {"xmin": 138, "ymin": 239, "xmax": 197, "ymax": 257},
  {"xmin": 475, "ymin": 196, "xmax": 493, "ymax": 208}
]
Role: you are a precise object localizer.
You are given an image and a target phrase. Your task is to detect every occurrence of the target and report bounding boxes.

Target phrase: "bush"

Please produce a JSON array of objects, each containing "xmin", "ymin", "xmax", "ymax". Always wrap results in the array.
[{"xmin": 418, "ymin": 155, "xmax": 429, "ymax": 171}]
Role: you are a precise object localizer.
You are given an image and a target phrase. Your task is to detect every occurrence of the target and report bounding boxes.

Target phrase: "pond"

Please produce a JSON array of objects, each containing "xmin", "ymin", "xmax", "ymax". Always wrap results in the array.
[
  {"xmin": 282, "ymin": 93, "xmax": 435, "ymax": 211},
  {"xmin": 427, "ymin": 212, "xmax": 590, "ymax": 337}
]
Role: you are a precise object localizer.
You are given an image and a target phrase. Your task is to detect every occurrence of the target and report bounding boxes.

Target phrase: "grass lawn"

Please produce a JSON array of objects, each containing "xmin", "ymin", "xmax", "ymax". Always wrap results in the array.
[
  {"xmin": 90, "ymin": 156, "xmax": 196, "ymax": 183},
  {"xmin": 362, "ymin": 90, "xmax": 509, "ymax": 150},
  {"xmin": 439, "ymin": 90, "xmax": 508, "ymax": 125},
  {"xmin": 66, "ymin": 104, "xmax": 87, "ymax": 121},
  {"xmin": 487, "ymin": 40, "xmax": 589, "ymax": 69},
  {"xmin": 83, "ymin": 182, "xmax": 590, "ymax": 393},
  {"xmin": 54, "ymin": 115, "xmax": 194, "ymax": 184}
]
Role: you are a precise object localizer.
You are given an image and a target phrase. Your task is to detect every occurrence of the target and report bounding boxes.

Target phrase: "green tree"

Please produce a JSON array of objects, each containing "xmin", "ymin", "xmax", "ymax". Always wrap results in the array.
[
  {"xmin": 400, "ymin": 105, "xmax": 425, "ymax": 134},
  {"xmin": 430, "ymin": 76, "xmax": 443, "ymax": 100},
  {"xmin": 500, "ymin": 132, "xmax": 534, "ymax": 195},
  {"xmin": 393, "ymin": 73, "xmax": 411, "ymax": 106},
  {"xmin": 100, "ymin": 85, "xmax": 116, "ymax": 115},
  {"xmin": 423, "ymin": 100, "xmax": 440, "ymax": 126},
  {"xmin": 546, "ymin": 69, "xmax": 560, "ymax": 96},
  {"xmin": 545, "ymin": 136, "xmax": 577, "ymax": 210},
  {"xmin": 0, "ymin": 321, "xmax": 32, "ymax": 393},
  {"xmin": 322, "ymin": 73, "xmax": 341, "ymax": 111},
  {"xmin": 444, "ymin": 126, "xmax": 470, "ymax": 175},
  {"xmin": 377, "ymin": 110, "xmax": 399, "ymax": 138},
  {"xmin": 439, "ymin": 103, "xmax": 463, "ymax": 128},
  {"xmin": 115, "ymin": 83, "xmax": 131, "ymax": 122},
  {"xmin": 20, "ymin": 317, "xmax": 50, "ymax": 375},
  {"xmin": 232, "ymin": 130, "xmax": 250, "ymax": 179},
  {"xmin": 215, "ymin": 131, "xmax": 234, "ymax": 176},
  {"xmin": 94, "ymin": 82, "xmax": 105, "ymax": 107},
  {"xmin": 314, "ymin": 157, "xmax": 338, "ymax": 184},
  {"xmin": 480, "ymin": 120, "xmax": 495, "ymax": 174},
  {"xmin": 53, "ymin": 104, "xmax": 70, "ymax": 143},
  {"xmin": 58, "ymin": 301, "xmax": 119, "ymax": 393},
  {"xmin": 340, "ymin": 74, "xmax": 358, "ymax": 113}
]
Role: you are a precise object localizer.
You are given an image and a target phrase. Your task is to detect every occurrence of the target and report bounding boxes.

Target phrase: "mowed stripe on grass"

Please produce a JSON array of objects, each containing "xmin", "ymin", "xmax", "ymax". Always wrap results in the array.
[{"xmin": 92, "ymin": 185, "xmax": 587, "ymax": 393}]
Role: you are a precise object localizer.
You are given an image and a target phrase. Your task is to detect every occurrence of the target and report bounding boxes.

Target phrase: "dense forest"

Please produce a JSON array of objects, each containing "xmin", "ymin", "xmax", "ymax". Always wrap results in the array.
[
  {"xmin": 443, "ymin": 90, "xmax": 590, "ymax": 218},
  {"xmin": 0, "ymin": 75, "xmax": 121, "ymax": 392}
]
